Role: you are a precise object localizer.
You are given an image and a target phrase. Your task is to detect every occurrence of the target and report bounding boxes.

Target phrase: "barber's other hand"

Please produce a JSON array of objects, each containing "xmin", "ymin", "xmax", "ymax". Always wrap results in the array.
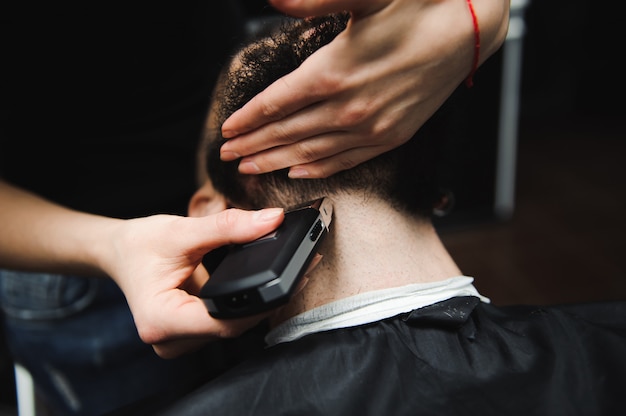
[
  {"xmin": 103, "ymin": 208, "xmax": 284, "ymax": 358},
  {"xmin": 220, "ymin": 0, "xmax": 509, "ymax": 178}
]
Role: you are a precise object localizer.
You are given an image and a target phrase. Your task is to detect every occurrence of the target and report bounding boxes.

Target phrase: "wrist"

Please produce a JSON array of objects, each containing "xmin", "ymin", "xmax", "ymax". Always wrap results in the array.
[
  {"xmin": 84, "ymin": 216, "xmax": 126, "ymax": 280},
  {"xmin": 473, "ymin": 0, "xmax": 510, "ymax": 64}
]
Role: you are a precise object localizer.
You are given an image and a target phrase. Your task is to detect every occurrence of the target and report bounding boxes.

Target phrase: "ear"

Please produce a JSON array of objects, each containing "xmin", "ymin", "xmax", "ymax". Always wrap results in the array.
[{"xmin": 188, "ymin": 180, "xmax": 228, "ymax": 217}]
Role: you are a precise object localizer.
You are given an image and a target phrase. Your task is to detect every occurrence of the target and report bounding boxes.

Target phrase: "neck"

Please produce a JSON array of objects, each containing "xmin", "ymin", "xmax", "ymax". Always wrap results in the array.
[{"xmin": 269, "ymin": 193, "xmax": 461, "ymax": 327}]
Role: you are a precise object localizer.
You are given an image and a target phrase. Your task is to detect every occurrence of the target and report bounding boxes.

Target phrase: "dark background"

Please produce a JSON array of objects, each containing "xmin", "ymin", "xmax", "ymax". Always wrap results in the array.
[
  {"xmin": 438, "ymin": 0, "xmax": 626, "ymax": 305},
  {"xmin": 2, "ymin": 0, "xmax": 625, "ymax": 412}
]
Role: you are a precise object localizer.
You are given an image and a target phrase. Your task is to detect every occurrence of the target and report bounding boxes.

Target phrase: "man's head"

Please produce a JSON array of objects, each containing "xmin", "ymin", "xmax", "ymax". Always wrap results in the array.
[{"xmin": 200, "ymin": 13, "xmax": 449, "ymax": 219}]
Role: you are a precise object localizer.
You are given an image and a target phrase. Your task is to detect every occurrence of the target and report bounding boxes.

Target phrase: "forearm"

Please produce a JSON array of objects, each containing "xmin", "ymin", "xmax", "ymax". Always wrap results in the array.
[
  {"xmin": 371, "ymin": 0, "xmax": 509, "ymax": 85},
  {"xmin": 268, "ymin": 0, "xmax": 510, "ymax": 66},
  {"xmin": 0, "ymin": 179, "xmax": 116, "ymax": 277}
]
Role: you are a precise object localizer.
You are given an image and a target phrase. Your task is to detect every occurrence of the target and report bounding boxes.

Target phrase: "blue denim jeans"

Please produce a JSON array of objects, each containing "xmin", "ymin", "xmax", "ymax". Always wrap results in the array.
[{"xmin": 0, "ymin": 270, "xmax": 213, "ymax": 416}]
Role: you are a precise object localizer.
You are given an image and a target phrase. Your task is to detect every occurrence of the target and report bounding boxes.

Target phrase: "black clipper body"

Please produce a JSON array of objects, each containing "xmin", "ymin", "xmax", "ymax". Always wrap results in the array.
[{"xmin": 200, "ymin": 197, "xmax": 333, "ymax": 319}]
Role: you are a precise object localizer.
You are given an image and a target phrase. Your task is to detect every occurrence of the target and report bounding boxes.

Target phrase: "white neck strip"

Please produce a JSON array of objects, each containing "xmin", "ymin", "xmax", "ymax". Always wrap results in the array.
[{"xmin": 265, "ymin": 276, "xmax": 489, "ymax": 346}]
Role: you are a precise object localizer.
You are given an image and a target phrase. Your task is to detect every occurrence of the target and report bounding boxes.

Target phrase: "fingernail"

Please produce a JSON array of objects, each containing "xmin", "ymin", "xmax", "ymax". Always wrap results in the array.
[
  {"xmin": 222, "ymin": 129, "xmax": 237, "ymax": 139},
  {"xmin": 288, "ymin": 167, "xmax": 310, "ymax": 178},
  {"xmin": 220, "ymin": 150, "xmax": 241, "ymax": 161},
  {"xmin": 239, "ymin": 160, "xmax": 261, "ymax": 174},
  {"xmin": 255, "ymin": 208, "xmax": 284, "ymax": 221}
]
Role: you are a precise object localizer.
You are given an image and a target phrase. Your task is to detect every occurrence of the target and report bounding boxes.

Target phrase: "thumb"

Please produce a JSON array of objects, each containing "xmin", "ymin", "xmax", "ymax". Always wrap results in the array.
[{"xmin": 186, "ymin": 207, "xmax": 285, "ymax": 255}]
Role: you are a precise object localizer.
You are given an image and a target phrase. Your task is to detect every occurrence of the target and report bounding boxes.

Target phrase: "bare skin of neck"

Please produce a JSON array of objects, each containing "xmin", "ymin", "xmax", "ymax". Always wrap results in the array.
[{"xmin": 269, "ymin": 193, "xmax": 462, "ymax": 328}]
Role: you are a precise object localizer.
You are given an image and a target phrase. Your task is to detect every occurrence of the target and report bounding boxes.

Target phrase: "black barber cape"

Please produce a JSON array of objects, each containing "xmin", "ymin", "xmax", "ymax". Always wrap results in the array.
[{"xmin": 160, "ymin": 296, "xmax": 626, "ymax": 416}]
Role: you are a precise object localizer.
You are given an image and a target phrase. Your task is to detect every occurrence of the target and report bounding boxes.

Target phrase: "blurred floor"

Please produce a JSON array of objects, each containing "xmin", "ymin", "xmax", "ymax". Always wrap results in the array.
[{"xmin": 439, "ymin": 114, "xmax": 626, "ymax": 306}]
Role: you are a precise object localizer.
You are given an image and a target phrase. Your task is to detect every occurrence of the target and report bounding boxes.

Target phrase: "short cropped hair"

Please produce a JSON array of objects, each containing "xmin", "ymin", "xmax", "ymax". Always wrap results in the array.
[{"xmin": 203, "ymin": 13, "xmax": 449, "ymax": 219}]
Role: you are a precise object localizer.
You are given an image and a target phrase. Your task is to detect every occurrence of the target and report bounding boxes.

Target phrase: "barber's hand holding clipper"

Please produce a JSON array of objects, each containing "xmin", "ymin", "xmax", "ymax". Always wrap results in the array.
[
  {"xmin": 0, "ymin": 179, "xmax": 285, "ymax": 359},
  {"xmin": 107, "ymin": 207, "xmax": 286, "ymax": 359}
]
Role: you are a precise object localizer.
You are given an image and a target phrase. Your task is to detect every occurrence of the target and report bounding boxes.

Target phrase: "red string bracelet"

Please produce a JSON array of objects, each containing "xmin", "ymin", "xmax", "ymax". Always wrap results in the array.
[{"xmin": 465, "ymin": 0, "xmax": 480, "ymax": 87}]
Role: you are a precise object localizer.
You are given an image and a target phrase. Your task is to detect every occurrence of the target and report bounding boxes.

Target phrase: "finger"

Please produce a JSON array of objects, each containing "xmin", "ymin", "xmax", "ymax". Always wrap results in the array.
[
  {"xmin": 221, "ymin": 57, "xmax": 334, "ymax": 139},
  {"xmin": 141, "ymin": 291, "xmax": 268, "ymax": 341},
  {"xmin": 180, "ymin": 208, "xmax": 285, "ymax": 255},
  {"xmin": 288, "ymin": 145, "xmax": 389, "ymax": 178},
  {"xmin": 149, "ymin": 300, "xmax": 272, "ymax": 358},
  {"xmin": 153, "ymin": 336, "xmax": 215, "ymax": 359},
  {"xmin": 221, "ymin": 101, "xmax": 343, "ymax": 162},
  {"xmin": 236, "ymin": 131, "xmax": 356, "ymax": 174},
  {"xmin": 269, "ymin": 0, "xmax": 390, "ymax": 18}
]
